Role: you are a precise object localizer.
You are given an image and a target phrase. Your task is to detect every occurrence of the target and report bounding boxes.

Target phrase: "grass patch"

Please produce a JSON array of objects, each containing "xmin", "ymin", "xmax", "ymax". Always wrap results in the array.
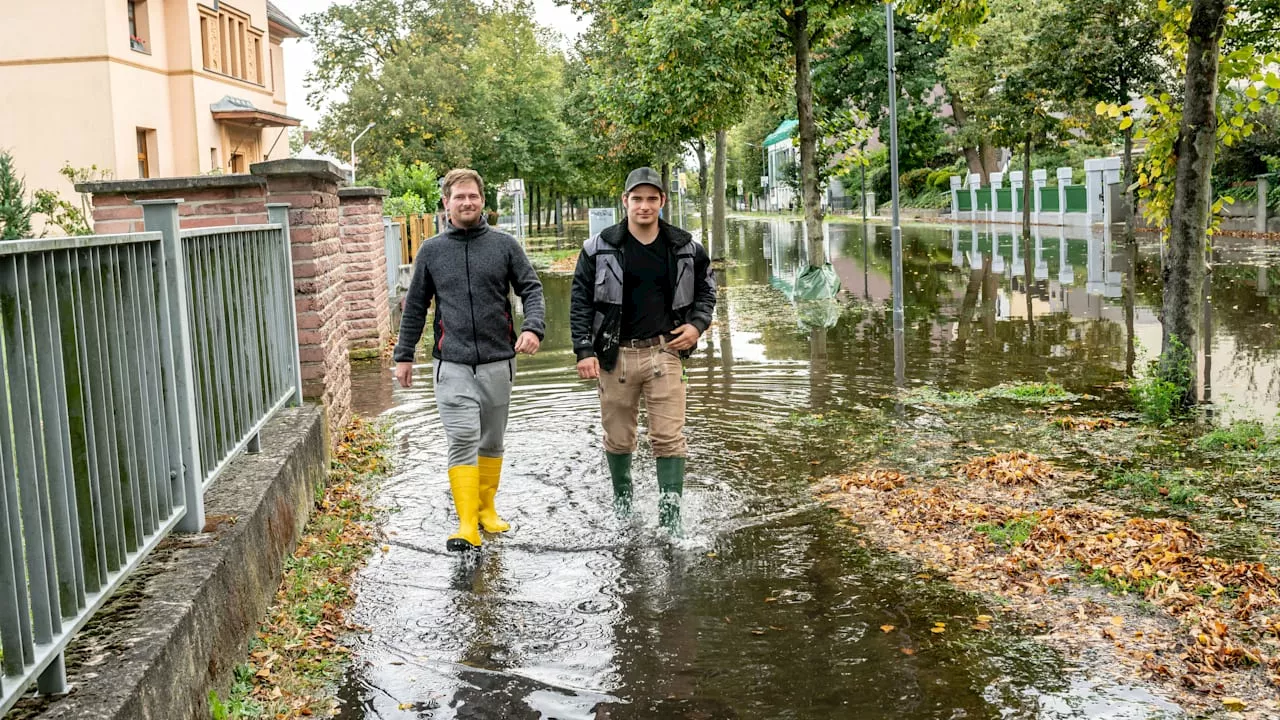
[
  {"xmin": 901, "ymin": 381, "xmax": 1073, "ymax": 408},
  {"xmin": 899, "ymin": 387, "xmax": 985, "ymax": 407},
  {"xmin": 526, "ymin": 248, "xmax": 580, "ymax": 270},
  {"xmin": 211, "ymin": 415, "xmax": 392, "ymax": 719},
  {"xmin": 987, "ymin": 381, "xmax": 1072, "ymax": 402},
  {"xmin": 1104, "ymin": 469, "xmax": 1199, "ymax": 507},
  {"xmin": 973, "ymin": 514, "xmax": 1039, "ymax": 548},
  {"xmin": 1084, "ymin": 566, "xmax": 1159, "ymax": 596},
  {"xmin": 1196, "ymin": 422, "xmax": 1268, "ymax": 452}
]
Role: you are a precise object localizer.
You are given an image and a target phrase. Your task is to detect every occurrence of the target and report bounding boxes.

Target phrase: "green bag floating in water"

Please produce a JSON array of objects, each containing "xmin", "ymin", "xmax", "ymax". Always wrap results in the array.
[{"xmin": 794, "ymin": 263, "xmax": 840, "ymax": 301}]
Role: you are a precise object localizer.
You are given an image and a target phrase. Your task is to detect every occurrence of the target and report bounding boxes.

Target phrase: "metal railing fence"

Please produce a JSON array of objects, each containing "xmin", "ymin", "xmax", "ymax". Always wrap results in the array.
[
  {"xmin": 0, "ymin": 200, "xmax": 302, "ymax": 713},
  {"xmin": 182, "ymin": 204, "xmax": 303, "ymax": 488}
]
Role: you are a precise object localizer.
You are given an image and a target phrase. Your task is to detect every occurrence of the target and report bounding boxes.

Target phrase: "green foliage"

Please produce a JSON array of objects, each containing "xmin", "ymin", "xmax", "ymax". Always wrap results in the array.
[
  {"xmin": 306, "ymin": 0, "xmax": 569, "ymax": 192},
  {"xmin": 373, "ymin": 160, "xmax": 440, "ymax": 210},
  {"xmin": 384, "ymin": 191, "xmax": 428, "ymax": 218},
  {"xmin": 899, "ymin": 168, "xmax": 935, "ymax": 197},
  {"xmin": 988, "ymin": 381, "xmax": 1070, "ymax": 401},
  {"xmin": 1105, "ymin": 469, "xmax": 1198, "ymax": 506},
  {"xmin": 1131, "ymin": 336, "xmax": 1190, "ymax": 423},
  {"xmin": 0, "ymin": 150, "xmax": 33, "ymax": 240},
  {"xmin": 974, "ymin": 514, "xmax": 1039, "ymax": 548},
  {"xmin": 1196, "ymin": 422, "xmax": 1268, "ymax": 451}
]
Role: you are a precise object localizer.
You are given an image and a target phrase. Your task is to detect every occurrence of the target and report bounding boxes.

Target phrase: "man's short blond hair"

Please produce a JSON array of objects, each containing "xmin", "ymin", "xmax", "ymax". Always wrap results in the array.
[{"xmin": 443, "ymin": 168, "xmax": 485, "ymax": 199}]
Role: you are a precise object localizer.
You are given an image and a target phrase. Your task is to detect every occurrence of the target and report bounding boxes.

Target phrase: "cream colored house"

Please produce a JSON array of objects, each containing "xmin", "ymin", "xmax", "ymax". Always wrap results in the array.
[{"xmin": 0, "ymin": 0, "xmax": 305, "ymax": 197}]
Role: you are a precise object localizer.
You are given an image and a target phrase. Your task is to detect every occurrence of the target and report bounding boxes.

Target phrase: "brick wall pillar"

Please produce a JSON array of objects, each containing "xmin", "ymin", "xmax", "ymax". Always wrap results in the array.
[
  {"xmin": 337, "ymin": 187, "xmax": 391, "ymax": 359},
  {"xmin": 251, "ymin": 159, "xmax": 351, "ymax": 437}
]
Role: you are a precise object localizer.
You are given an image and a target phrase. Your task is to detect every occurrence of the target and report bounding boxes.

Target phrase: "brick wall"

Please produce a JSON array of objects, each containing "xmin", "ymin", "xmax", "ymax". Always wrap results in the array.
[
  {"xmin": 253, "ymin": 160, "xmax": 352, "ymax": 436},
  {"xmin": 338, "ymin": 187, "xmax": 391, "ymax": 359},
  {"xmin": 81, "ymin": 175, "xmax": 269, "ymax": 234}
]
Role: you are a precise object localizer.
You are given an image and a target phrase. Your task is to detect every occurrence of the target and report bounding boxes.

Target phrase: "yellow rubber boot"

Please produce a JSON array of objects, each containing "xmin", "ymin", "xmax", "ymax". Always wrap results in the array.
[
  {"xmin": 477, "ymin": 456, "xmax": 510, "ymax": 534},
  {"xmin": 447, "ymin": 465, "xmax": 482, "ymax": 551}
]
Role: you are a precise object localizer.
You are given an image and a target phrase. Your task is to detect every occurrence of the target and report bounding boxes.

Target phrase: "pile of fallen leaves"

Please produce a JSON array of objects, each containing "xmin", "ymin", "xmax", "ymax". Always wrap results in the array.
[
  {"xmin": 549, "ymin": 252, "xmax": 579, "ymax": 273},
  {"xmin": 1054, "ymin": 416, "xmax": 1127, "ymax": 432},
  {"xmin": 818, "ymin": 450, "xmax": 1280, "ymax": 715},
  {"xmin": 837, "ymin": 469, "xmax": 912, "ymax": 492},
  {"xmin": 958, "ymin": 450, "xmax": 1057, "ymax": 486},
  {"xmin": 221, "ymin": 416, "xmax": 391, "ymax": 719}
]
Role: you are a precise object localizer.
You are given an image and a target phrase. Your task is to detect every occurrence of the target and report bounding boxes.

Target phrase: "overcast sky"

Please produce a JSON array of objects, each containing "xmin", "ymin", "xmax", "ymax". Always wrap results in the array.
[{"xmin": 270, "ymin": 0, "xmax": 588, "ymax": 127}]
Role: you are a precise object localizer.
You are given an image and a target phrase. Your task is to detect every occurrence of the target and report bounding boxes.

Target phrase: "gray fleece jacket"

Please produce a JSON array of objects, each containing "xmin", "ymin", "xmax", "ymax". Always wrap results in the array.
[{"xmin": 393, "ymin": 218, "xmax": 545, "ymax": 366}]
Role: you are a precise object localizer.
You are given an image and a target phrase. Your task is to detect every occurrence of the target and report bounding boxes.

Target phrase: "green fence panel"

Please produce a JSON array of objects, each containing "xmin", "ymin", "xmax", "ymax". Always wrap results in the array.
[
  {"xmin": 956, "ymin": 192, "xmax": 972, "ymax": 212},
  {"xmin": 1039, "ymin": 187, "xmax": 1060, "ymax": 212},
  {"xmin": 996, "ymin": 188, "xmax": 1013, "ymax": 212},
  {"xmin": 976, "ymin": 188, "xmax": 993, "ymax": 211},
  {"xmin": 1064, "ymin": 185, "xmax": 1088, "ymax": 213}
]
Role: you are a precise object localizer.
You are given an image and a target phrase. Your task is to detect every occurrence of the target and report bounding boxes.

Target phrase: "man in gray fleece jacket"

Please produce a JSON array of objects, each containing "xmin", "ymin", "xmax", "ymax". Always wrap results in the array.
[{"xmin": 394, "ymin": 169, "xmax": 545, "ymax": 552}]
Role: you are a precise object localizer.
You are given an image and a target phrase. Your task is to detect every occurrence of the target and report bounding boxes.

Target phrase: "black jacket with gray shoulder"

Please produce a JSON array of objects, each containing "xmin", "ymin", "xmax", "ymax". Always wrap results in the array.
[
  {"xmin": 394, "ymin": 218, "xmax": 545, "ymax": 366},
  {"xmin": 569, "ymin": 219, "xmax": 716, "ymax": 372}
]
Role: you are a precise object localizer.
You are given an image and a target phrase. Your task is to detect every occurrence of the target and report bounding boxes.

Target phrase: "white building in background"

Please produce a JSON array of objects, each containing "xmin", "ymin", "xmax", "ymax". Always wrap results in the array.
[{"xmin": 763, "ymin": 119, "xmax": 798, "ymax": 212}]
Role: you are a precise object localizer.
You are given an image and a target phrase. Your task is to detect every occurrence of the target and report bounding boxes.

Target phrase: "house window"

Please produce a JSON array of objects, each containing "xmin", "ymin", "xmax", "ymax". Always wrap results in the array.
[
  {"xmin": 199, "ymin": 3, "xmax": 265, "ymax": 85},
  {"xmin": 136, "ymin": 129, "xmax": 155, "ymax": 178},
  {"xmin": 128, "ymin": 0, "xmax": 149, "ymax": 52}
]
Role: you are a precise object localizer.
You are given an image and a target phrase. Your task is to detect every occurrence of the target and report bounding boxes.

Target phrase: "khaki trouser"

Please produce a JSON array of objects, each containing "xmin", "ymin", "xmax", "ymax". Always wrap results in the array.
[{"xmin": 599, "ymin": 346, "xmax": 687, "ymax": 457}]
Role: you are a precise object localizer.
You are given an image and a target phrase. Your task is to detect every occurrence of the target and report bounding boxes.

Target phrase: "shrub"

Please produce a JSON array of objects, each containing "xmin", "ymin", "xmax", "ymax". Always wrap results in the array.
[
  {"xmin": 1130, "ymin": 337, "xmax": 1190, "ymax": 424},
  {"xmin": 384, "ymin": 191, "xmax": 428, "ymax": 218},
  {"xmin": 899, "ymin": 167, "xmax": 933, "ymax": 197}
]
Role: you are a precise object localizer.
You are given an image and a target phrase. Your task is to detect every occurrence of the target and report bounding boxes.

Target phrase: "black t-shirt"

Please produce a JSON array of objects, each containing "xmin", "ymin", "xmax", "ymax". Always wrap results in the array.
[{"xmin": 621, "ymin": 228, "xmax": 677, "ymax": 341}]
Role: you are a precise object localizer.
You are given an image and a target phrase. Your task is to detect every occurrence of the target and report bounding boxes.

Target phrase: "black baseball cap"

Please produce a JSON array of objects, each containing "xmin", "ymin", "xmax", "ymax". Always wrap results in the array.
[{"xmin": 624, "ymin": 167, "xmax": 665, "ymax": 194}]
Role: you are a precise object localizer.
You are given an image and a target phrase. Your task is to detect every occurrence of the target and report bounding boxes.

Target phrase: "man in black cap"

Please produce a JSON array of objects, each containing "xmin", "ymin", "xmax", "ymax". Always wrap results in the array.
[{"xmin": 569, "ymin": 167, "xmax": 717, "ymax": 534}]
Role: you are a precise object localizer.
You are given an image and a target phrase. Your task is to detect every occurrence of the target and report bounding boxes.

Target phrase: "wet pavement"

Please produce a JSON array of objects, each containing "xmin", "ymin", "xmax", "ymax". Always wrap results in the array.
[{"xmin": 338, "ymin": 218, "xmax": 1279, "ymax": 719}]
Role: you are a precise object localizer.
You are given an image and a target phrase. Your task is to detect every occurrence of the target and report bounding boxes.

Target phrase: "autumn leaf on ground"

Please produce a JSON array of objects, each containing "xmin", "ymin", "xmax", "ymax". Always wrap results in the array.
[{"xmin": 881, "ymin": 624, "xmax": 895, "ymax": 633}]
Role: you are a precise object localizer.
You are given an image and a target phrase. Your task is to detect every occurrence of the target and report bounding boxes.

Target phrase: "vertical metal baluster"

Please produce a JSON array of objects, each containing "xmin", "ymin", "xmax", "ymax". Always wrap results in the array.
[
  {"xmin": 141, "ymin": 201, "xmax": 205, "ymax": 533},
  {"xmin": 93, "ymin": 246, "xmax": 127, "ymax": 566},
  {"xmin": 105, "ymin": 245, "xmax": 142, "ymax": 551},
  {"xmin": 228, "ymin": 232, "xmax": 248, "ymax": 441},
  {"xmin": 243, "ymin": 231, "xmax": 264, "ymax": 426},
  {"xmin": 138, "ymin": 243, "xmax": 172, "ymax": 517},
  {"xmin": 0, "ymin": 256, "xmax": 34, "ymax": 674},
  {"xmin": 263, "ymin": 224, "xmax": 287, "ymax": 403},
  {"xmin": 120, "ymin": 244, "xmax": 156, "ymax": 537},
  {"xmin": 184, "ymin": 236, "xmax": 211, "ymax": 476},
  {"xmin": 28, "ymin": 252, "xmax": 79, "ymax": 620},
  {"xmin": 75, "ymin": 249, "xmax": 111, "ymax": 585},
  {"xmin": 57, "ymin": 250, "xmax": 93, "ymax": 601},
  {"xmin": 199, "ymin": 234, "xmax": 224, "ymax": 467},
  {"xmin": 212, "ymin": 234, "xmax": 233, "ymax": 464},
  {"xmin": 267, "ymin": 204, "xmax": 304, "ymax": 406},
  {"xmin": 1, "ymin": 255, "xmax": 55, "ymax": 648}
]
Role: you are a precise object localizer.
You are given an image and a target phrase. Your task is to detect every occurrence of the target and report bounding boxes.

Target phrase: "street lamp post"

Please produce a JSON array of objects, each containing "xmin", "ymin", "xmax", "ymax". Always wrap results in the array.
[
  {"xmin": 350, "ymin": 122, "xmax": 375, "ymax": 185},
  {"xmin": 885, "ymin": 2, "xmax": 905, "ymax": 385}
]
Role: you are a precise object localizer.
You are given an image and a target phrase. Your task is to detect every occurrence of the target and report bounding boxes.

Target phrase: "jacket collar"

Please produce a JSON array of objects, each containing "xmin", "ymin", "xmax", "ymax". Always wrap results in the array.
[
  {"xmin": 601, "ymin": 218, "xmax": 693, "ymax": 248},
  {"xmin": 444, "ymin": 215, "xmax": 490, "ymax": 240}
]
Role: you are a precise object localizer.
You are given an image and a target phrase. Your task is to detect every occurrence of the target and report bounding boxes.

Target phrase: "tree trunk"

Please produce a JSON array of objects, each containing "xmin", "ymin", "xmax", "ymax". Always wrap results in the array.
[
  {"xmin": 948, "ymin": 88, "xmax": 986, "ymax": 182},
  {"xmin": 1162, "ymin": 0, "xmax": 1226, "ymax": 406},
  {"xmin": 695, "ymin": 138, "xmax": 709, "ymax": 244},
  {"xmin": 535, "ymin": 184, "xmax": 542, "ymax": 234},
  {"xmin": 979, "ymin": 141, "xmax": 998, "ymax": 181},
  {"xmin": 713, "ymin": 128, "xmax": 728, "ymax": 260},
  {"xmin": 527, "ymin": 186, "xmax": 534, "ymax": 237},
  {"xmin": 661, "ymin": 163, "xmax": 671, "ymax": 220},
  {"xmin": 791, "ymin": 7, "xmax": 825, "ymax": 268},
  {"xmin": 556, "ymin": 192, "xmax": 564, "ymax": 237},
  {"xmin": 1022, "ymin": 133, "xmax": 1035, "ymax": 333}
]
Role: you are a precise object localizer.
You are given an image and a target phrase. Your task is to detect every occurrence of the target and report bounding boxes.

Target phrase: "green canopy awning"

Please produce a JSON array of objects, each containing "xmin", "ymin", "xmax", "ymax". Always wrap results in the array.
[{"xmin": 763, "ymin": 119, "xmax": 799, "ymax": 148}]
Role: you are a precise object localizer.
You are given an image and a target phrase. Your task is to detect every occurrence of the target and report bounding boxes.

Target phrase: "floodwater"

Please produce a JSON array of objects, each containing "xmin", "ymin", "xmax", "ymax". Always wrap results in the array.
[{"xmin": 337, "ymin": 218, "xmax": 1280, "ymax": 719}]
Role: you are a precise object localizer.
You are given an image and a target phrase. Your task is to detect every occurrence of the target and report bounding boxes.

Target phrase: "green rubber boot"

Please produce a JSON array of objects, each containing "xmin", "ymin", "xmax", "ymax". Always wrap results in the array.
[
  {"xmin": 606, "ymin": 452, "xmax": 633, "ymax": 516},
  {"xmin": 656, "ymin": 456, "xmax": 685, "ymax": 536}
]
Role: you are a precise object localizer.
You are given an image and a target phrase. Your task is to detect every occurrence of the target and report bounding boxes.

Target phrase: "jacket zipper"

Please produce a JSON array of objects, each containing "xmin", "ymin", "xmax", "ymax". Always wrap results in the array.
[{"xmin": 465, "ymin": 241, "xmax": 480, "ymax": 367}]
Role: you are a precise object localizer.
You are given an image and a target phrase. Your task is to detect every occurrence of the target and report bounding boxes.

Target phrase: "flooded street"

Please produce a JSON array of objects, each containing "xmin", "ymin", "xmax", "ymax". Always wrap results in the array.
[{"xmin": 337, "ymin": 218, "xmax": 1280, "ymax": 719}]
